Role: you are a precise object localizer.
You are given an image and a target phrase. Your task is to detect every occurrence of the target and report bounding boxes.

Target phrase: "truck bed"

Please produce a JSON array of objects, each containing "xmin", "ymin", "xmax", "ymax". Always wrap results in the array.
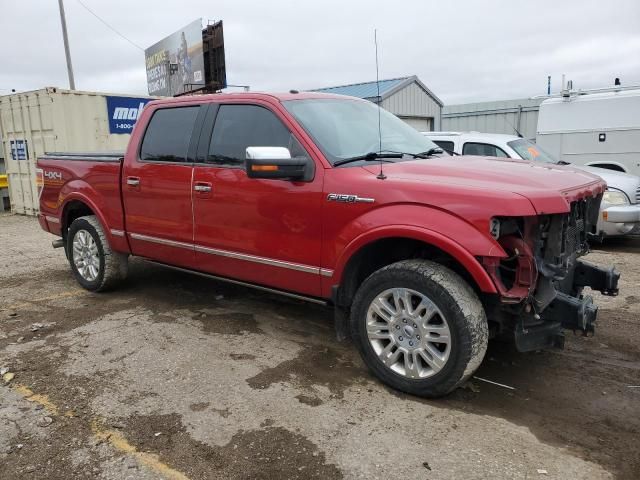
[{"xmin": 37, "ymin": 152, "xmax": 127, "ymax": 245}]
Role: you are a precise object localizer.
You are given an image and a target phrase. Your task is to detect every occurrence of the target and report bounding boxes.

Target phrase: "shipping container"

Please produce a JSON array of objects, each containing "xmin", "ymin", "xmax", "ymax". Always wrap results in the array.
[{"xmin": 0, "ymin": 87, "xmax": 155, "ymax": 215}]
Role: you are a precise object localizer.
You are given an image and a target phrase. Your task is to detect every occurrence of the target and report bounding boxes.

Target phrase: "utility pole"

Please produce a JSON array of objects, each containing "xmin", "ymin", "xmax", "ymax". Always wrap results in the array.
[{"xmin": 57, "ymin": 0, "xmax": 76, "ymax": 90}]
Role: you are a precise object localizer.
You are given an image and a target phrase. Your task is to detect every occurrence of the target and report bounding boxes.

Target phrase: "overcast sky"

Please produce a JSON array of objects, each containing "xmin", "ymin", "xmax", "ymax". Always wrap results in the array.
[{"xmin": 1, "ymin": 0, "xmax": 639, "ymax": 104}]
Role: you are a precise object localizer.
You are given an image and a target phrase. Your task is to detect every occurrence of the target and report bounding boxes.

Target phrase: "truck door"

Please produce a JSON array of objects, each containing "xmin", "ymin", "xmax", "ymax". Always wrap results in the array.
[
  {"xmin": 122, "ymin": 104, "xmax": 203, "ymax": 268},
  {"xmin": 191, "ymin": 102, "xmax": 324, "ymax": 297}
]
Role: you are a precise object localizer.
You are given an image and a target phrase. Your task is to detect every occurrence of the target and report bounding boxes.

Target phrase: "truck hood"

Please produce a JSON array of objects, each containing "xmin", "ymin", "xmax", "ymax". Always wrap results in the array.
[{"xmin": 363, "ymin": 155, "xmax": 605, "ymax": 214}]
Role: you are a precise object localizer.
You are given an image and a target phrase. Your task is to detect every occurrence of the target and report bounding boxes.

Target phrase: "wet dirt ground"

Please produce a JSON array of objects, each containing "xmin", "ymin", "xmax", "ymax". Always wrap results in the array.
[{"xmin": 1, "ymin": 213, "xmax": 638, "ymax": 479}]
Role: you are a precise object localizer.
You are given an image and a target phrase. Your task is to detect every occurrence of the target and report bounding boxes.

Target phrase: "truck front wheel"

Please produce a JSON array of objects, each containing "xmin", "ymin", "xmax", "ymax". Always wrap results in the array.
[
  {"xmin": 67, "ymin": 215, "xmax": 128, "ymax": 292},
  {"xmin": 350, "ymin": 259, "xmax": 488, "ymax": 397}
]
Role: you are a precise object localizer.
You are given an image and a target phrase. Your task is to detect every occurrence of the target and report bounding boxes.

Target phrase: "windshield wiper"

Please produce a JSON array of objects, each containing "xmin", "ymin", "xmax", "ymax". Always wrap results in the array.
[
  {"xmin": 556, "ymin": 160, "xmax": 571, "ymax": 165},
  {"xmin": 333, "ymin": 152, "xmax": 403, "ymax": 167},
  {"xmin": 416, "ymin": 147, "xmax": 447, "ymax": 157},
  {"xmin": 333, "ymin": 148, "xmax": 446, "ymax": 167}
]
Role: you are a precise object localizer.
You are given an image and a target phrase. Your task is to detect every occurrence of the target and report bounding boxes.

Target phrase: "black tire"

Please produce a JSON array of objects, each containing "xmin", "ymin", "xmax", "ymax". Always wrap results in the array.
[
  {"xmin": 350, "ymin": 259, "xmax": 488, "ymax": 397},
  {"xmin": 67, "ymin": 215, "xmax": 128, "ymax": 292}
]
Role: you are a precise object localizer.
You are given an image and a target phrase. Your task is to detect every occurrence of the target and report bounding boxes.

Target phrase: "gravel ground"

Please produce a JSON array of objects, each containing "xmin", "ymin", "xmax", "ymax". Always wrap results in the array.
[{"xmin": 0, "ymin": 213, "xmax": 638, "ymax": 479}]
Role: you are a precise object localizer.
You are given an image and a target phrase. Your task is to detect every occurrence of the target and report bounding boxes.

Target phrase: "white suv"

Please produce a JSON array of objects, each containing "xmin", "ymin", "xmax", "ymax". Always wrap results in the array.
[{"xmin": 423, "ymin": 131, "xmax": 640, "ymax": 239}]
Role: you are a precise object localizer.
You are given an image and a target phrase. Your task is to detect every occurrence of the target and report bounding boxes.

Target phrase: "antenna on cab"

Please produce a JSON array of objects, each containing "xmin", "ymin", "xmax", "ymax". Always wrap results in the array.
[{"xmin": 374, "ymin": 29, "xmax": 386, "ymax": 180}]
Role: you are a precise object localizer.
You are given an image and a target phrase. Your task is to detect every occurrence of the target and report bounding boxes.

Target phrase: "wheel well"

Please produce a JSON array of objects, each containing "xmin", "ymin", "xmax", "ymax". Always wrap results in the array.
[
  {"xmin": 335, "ymin": 237, "xmax": 480, "ymax": 308},
  {"xmin": 588, "ymin": 163, "xmax": 626, "ymax": 173},
  {"xmin": 62, "ymin": 201, "xmax": 94, "ymax": 239}
]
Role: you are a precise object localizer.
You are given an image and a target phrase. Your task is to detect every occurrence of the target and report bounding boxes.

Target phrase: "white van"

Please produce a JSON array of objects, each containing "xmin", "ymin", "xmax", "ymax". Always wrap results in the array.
[{"xmin": 536, "ymin": 88, "xmax": 640, "ymax": 176}]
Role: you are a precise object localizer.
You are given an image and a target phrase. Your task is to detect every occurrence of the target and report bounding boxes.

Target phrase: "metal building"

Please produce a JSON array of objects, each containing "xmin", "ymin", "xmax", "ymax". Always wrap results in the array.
[
  {"xmin": 312, "ymin": 75, "xmax": 443, "ymax": 131},
  {"xmin": 442, "ymin": 98, "xmax": 543, "ymax": 139},
  {"xmin": 0, "ymin": 87, "xmax": 154, "ymax": 215}
]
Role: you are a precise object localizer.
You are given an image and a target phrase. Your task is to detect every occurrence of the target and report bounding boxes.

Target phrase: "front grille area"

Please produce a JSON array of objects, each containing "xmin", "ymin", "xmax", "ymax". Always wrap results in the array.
[
  {"xmin": 636, "ymin": 185, "xmax": 640, "ymax": 204},
  {"xmin": 538, "ymin": 194, "xmax": 601, "ymax": 277}
]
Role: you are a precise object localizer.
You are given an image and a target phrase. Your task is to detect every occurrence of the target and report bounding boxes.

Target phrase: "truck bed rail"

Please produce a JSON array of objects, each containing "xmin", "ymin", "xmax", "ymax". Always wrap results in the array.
[{"xmin": 40, "ymin": 152, "xmax": 124, "ymax": 162}]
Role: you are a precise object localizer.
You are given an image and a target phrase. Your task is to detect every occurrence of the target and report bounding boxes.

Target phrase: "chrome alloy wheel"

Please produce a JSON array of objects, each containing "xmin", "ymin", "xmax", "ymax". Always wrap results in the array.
[
  {"xmin": 366, "ymin": 288, "xmax": 452, "ymax": 379},
  {"xmin": 72, "ymin": 229, "xmax": 100, "ymax": 282}
]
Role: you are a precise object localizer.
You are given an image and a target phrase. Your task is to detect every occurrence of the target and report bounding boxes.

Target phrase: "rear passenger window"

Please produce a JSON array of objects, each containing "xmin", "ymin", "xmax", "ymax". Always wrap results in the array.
[
  {"xmin": 207, "ymin": 104, "xmax": 306, "ymax": 166},
  {"xmin": 140, "ymin": 107, "xmax": 199, "ymax": 162},
  {"xmin": 462, "ymin": 142, "xmax": 509, "ymax": 158},
  {"xmin": 433, "ymin": 140, "xmax": 455, "ymax": 153}
]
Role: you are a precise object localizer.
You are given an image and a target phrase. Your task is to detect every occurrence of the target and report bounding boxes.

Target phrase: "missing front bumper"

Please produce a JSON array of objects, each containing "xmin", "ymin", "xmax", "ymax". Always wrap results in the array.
[
  {"xmin": 545, "ymin": 292, "xmax": 598, "ymax": 334},
  {"xmin": 513, "ymin": 260, "xmax": 619, "ymax": 352},
  {"xmin": 573, "ymin": 261, "xmax": 620, "ymax": 296}
]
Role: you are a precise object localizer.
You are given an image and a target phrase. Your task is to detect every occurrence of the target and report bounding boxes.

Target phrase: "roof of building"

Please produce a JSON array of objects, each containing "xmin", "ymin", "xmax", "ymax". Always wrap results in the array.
[{"xmin": 311, "ymin": 75, "xmax": 443, "ymax": 107}]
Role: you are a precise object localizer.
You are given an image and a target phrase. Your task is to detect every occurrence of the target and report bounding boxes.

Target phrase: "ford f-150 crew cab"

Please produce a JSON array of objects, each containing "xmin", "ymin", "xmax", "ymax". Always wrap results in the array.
[{"xmin": 37, "ymin": 92, "xmax": 621, "ymax": 397}]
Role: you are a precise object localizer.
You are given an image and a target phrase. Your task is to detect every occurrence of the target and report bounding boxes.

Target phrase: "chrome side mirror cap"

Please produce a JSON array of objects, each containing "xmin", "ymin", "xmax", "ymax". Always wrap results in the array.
[
  {"xmin": 246, "ymin": 146, "xmax": 292, "ymax": 160},
  {"xmin": 245, "ymin": 146, "xmax": 314, "ymax": 181}
]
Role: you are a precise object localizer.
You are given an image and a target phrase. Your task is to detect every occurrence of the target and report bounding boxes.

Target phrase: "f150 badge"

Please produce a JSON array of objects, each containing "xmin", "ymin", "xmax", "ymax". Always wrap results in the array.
[{"xmin": 327, "ymin": 193, "xmax": 375, "ymax": 203}]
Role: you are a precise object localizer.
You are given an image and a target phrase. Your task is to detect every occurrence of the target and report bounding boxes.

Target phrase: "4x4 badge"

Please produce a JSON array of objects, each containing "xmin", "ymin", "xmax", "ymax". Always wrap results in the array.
[{"xmin": 327, "ymin": 193, "xmax": 375, "ymax": 204}]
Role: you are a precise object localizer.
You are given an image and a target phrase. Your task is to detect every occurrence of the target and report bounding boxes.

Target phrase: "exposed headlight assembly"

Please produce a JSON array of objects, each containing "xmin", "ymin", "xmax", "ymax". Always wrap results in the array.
[{"xmin": 602, "ymin": 189, "xmax": 630, "ymax": 206}]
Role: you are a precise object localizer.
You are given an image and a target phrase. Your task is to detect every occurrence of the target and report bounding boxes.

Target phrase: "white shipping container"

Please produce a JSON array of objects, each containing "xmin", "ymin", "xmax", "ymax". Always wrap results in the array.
[{"xmin": 0, "ymin": 87, "xmax": 155, "ymax": 215}]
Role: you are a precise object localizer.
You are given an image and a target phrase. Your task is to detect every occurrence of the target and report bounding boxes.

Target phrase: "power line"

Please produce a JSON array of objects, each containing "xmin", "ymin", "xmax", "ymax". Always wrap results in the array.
[{"xmin": 74, "ymin": 0, "xmax": 144, "ymax": 51}]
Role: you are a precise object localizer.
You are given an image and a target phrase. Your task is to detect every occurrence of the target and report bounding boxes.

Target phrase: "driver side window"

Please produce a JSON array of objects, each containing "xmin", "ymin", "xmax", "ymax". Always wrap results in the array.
[{"xmin": 207, "ymin": 104, "xmax": 309, "ymax": 167}]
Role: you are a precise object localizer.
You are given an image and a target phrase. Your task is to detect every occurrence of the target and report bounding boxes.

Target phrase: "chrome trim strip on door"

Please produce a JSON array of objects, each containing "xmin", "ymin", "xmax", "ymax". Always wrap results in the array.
[
  {"xmin": 45, "ymin": 215, "xmax": 60, "ymax": 224},
  {"xmin": 110, "ymin": 229, "xmax": 125, "ymax": 237},
  {"xmin": 129, "ymin": 232, "xmax": 194, "ymax": 251},
  {"xmin": 129, "ymin": 232, "xmax": 333, "ymax": 276},
  {"xmin": 194, "ymin": 244, "xmax": 320, "ymax": 274},
  {"xmin": 146, "ymin": 260, "xmax": 328, "ymax": 306}
]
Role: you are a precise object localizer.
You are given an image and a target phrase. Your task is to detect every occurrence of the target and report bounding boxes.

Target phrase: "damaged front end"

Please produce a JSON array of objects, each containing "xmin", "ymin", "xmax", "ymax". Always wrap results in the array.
[{"xmin": 483, "ymin": 192, "xmax": 620, "ymax": 352}]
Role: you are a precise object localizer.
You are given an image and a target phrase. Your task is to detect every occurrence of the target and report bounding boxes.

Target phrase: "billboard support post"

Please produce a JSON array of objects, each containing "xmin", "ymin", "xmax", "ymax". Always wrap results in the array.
[{"xmin": 57, "ymin": 0, "xmax": 76, "ymax": 90}]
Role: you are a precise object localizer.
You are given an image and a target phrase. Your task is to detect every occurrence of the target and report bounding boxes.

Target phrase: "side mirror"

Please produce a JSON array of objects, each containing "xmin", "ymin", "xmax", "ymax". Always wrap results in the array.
[{"xmin": 245, "ymin": 146, "xmax": 314, "ymax": 181}]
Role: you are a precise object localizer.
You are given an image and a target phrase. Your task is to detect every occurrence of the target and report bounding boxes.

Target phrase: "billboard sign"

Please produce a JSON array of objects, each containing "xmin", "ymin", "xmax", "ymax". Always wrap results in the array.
[
  {"xmin": 106, "ymin": 96, "xmax": 153, "ymax": 134},
  {"xmin": 144, "ymin": 19, "xmax": 205, "ymax": 96}
]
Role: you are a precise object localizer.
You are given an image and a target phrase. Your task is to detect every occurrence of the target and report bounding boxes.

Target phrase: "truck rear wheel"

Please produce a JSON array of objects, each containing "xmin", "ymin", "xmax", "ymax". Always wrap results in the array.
[
  {"xmin": 67, "ymin": 215, "xmax": 128, "ymax": 292},
  {"xmin": 350, "ymin": 259, "xmax": 488, "ymax": 397}
]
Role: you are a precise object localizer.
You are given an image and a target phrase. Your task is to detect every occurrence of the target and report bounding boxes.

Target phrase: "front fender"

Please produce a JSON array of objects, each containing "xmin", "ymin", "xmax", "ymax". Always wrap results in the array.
[{"xmin": 326, "ymin": 205, "xmax": 507, "ymax": 295}]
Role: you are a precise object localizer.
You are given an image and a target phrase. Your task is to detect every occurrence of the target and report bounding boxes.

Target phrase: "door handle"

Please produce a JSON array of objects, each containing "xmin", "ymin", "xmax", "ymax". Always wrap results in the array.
[
  {"xmin": 126, "ymin": 177, "xmax": 140, "ymax": 186},
  {"xmin": 194, "ymin": 183, "xmax": 212, "ymax": 192}
]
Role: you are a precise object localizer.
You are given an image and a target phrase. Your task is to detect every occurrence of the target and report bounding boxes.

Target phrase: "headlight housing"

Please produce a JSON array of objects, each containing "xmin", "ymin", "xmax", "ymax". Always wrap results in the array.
[{"xmin": 602, "ymin": 189, "xmax": 630, "ymax": 206}]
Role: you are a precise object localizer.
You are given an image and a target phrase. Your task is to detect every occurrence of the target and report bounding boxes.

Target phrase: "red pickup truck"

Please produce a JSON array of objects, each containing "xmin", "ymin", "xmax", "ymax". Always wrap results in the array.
[{"xmin": 37, "ymin": 92, "xmax": 620, "ymax": 397}]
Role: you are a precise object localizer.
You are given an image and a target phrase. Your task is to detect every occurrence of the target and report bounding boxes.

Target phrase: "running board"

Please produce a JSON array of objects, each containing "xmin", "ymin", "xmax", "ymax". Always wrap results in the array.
[{"xmin": 145, "ymin": 260, "xmax": 329, "ymax": 306}]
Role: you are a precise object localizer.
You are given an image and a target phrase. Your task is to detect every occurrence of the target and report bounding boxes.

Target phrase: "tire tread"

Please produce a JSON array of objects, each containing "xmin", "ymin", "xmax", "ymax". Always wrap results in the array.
[
  {"xmin": 351, "ymin": 259, "xmax": 488, "ymax": 397},
  {"xmin": 69, "ymin": 215, "xmax": 127, "ymax": 291}
]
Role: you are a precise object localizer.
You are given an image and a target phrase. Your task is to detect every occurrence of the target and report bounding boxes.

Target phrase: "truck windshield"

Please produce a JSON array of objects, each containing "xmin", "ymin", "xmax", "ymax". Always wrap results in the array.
[
  {"xmin": 283, "ymin": 98, "xmax": 441, "ymax": 166},
  {"xmin": 507, "ymin": 138, "xmax": 558, "ymax": 164}
]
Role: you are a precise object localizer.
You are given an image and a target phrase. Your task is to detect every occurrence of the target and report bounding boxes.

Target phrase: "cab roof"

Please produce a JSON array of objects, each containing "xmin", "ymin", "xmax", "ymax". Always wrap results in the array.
[{"xmin": 146, "ymin": 91, "xmax": 361, "ymax": 108}]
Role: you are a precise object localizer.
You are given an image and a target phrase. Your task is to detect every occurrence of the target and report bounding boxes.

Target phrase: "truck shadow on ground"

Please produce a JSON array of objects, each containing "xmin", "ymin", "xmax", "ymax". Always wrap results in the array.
[{"xmin": 120, "ymin": 258, "xmax": 639, "ymax": 480}]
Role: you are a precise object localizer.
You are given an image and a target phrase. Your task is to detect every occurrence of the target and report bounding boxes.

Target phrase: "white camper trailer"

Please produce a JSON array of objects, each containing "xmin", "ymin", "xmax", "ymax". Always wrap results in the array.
[{"xmin": 536, "ymin": 87, "xmax": 640, "ymax": 177}]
